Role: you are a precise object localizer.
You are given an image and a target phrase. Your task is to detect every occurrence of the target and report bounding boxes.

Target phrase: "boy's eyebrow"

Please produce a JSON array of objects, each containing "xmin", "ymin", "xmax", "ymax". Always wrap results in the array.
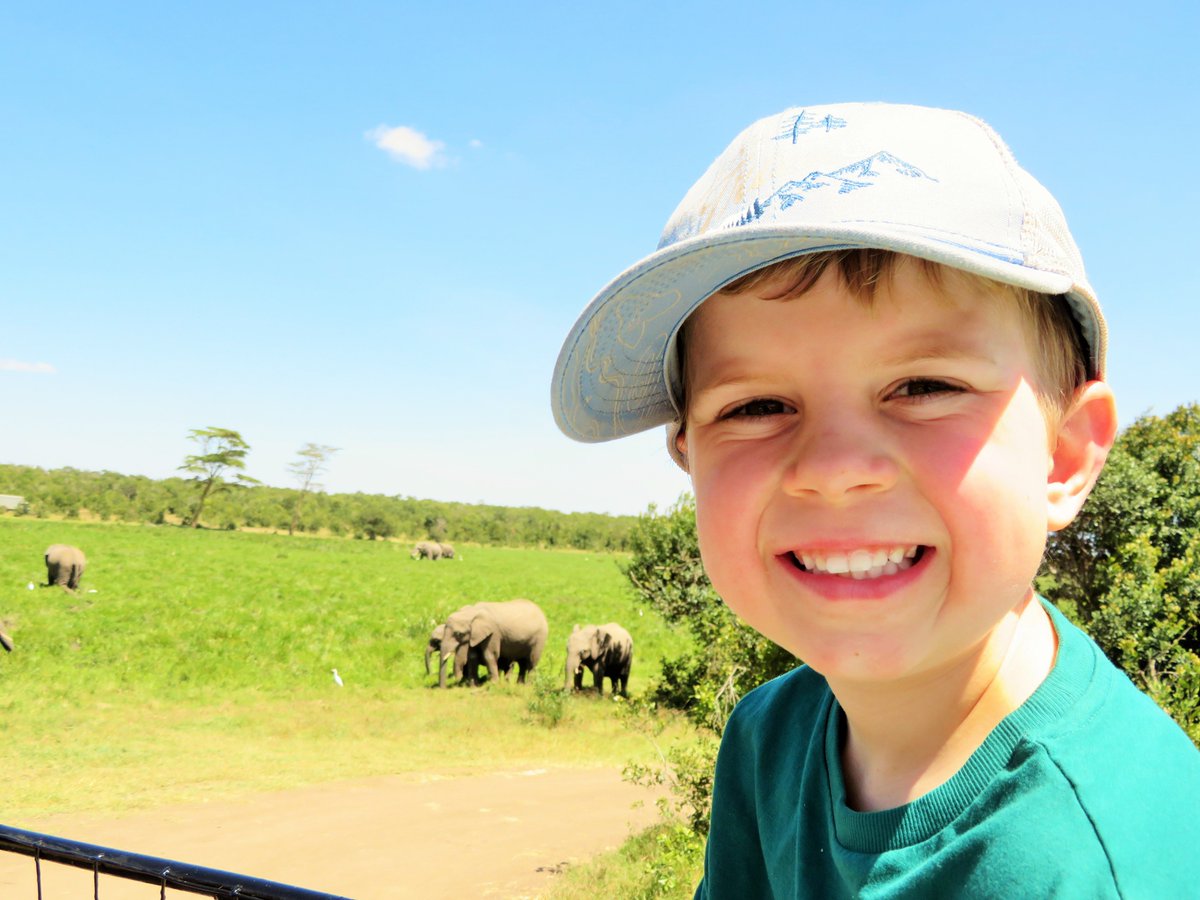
[{"xmin": 879, "ymin": 337, "xmax": 999, "ymax": 368}]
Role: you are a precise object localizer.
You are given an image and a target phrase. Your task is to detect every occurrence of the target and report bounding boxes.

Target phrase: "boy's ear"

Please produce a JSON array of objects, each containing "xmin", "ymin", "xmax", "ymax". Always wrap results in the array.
[
  {"xmin": 1046, "ymin": 381, "xmax": 1118, "ymax": 532},
  {"xmin": 668, "ymin": 422, "xmax": 690, "ymax": 473}
]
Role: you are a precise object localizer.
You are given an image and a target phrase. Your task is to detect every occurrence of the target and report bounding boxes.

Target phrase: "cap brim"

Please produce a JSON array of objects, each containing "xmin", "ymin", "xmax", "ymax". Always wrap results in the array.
[{"xmin": 552, "ymin": 224, "xmax": 1101, "ymax": 443}]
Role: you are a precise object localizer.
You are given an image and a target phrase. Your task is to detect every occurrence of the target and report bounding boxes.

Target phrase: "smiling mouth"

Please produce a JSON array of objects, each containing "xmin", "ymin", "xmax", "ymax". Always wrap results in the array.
[{"xmin": 785, "ymin": 545, "xmax": 927, "ymax": 580}]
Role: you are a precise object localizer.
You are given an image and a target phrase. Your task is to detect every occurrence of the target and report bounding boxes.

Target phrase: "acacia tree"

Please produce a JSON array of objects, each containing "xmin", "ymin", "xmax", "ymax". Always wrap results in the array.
[
  {"xmin": 287, "ymin": 443, "xmax": 338, "ymax": 535},
  {"xmin": 178, "ymin": 427, "xmax": 259, "ymax": 527}
]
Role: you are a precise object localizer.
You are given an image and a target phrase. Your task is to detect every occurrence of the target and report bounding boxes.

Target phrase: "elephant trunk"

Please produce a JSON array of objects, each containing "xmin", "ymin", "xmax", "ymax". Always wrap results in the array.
[{"xmin": 565, "ymin": 650, "xmax": 583, "ymax": 691}]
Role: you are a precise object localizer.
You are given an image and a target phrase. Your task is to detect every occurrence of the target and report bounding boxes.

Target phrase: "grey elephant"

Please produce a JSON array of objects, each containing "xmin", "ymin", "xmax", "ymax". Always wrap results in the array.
[
  {"xmin": 438, "ymin": 599, "xmax": 548, "ymax": 688},
  {"xmin": 425, "ymin": 617, "xmax": 513, "ymax": 684},
  {"xmin": 438, "ymin": 543, "xmax": 456, "ymax": 560},
  {"xmin": 565, "ymin": 623, "xmax": 633, "ymax": 696},
  {"xmin": 411, "ymin": 541, "xmax": 443, "ymax": 560},
  {"xmin": 45, "ymin": 544, "xmax": 87, "ymax": 590}
]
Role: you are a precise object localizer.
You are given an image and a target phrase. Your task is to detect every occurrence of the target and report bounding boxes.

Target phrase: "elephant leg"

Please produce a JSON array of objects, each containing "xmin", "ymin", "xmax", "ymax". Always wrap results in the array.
[
  {"xmin": 452, "ymin": 644, "xmax": 471, "ymax": 685},
  {"xmin": 592, "ymin": 664, "xmax": 606, "ymax": 695}
]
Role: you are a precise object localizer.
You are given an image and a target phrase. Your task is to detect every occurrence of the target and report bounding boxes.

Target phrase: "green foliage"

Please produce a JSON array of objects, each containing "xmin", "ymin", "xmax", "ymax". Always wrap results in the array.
[
  {"xmin": 623, "ymin": 494, "xmax": 797, "ymax": 733},
  {"xmin": 0, "ymin": 517, "xmax": 690, "ymax": 819},
  {"xmin": 1041, "ymin": 403, "xmax": 1200, "ymax": 742},
  {"xmin": 287, "ymin": 443, "xmax": 338, "ymax": 536},
  {"xmin": 542, "ymin": 821, "xmax": 703, "ymax": 900},
  {"xmin": 178, "ymin": 426, "xmax": 261, "ymax": 527},
  {"xmin": 0, "ymin": 463, "xmax": 638, "ymax": 552},
  {"xmin": 525, "ymin": 670, "xmax": 569, "ymax": 727}
]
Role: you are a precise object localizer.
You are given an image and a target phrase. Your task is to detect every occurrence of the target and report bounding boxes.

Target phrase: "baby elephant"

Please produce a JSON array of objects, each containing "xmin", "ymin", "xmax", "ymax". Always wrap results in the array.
[
  {"xmin": 45, "ymin": 544, "xmax": 87, "ymax": 590},
  {"xmin": 565, "ymin": 623, "xmax": 633, "ymax": 696},
  {"xmin": 438, "ymin": 542, "xmax": 455, "ymax": 560}
]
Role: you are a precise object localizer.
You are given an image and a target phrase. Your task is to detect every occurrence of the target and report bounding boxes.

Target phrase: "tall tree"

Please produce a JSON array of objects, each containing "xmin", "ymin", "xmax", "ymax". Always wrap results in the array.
[
  {"xmin": 287, "ymin": 443, "xmax": 338, "ymax": 535},
  {"xmin": 178, "ymin": 427, "xmax": 259, "ymax": 527}
]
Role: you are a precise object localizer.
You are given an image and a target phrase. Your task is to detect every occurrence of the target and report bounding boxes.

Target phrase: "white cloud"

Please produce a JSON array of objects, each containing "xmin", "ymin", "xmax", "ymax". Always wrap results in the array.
[
  {"xmin": 0, "ymin": 359, "xmax": 56, "ymax": 374},
  {"xmin": 469, "ymin": 138, "xmax": 483, "ymax": 149},
  {"xmin": 366, "ymin": 124, "xmax": 446, "ymax": 169}
]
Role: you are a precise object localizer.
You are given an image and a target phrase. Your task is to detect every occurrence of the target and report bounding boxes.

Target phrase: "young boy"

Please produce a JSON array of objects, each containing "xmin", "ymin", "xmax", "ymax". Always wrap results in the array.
[{"xmin": 551, "ymin": 103, "xmax": 1200, "ymax": 896}]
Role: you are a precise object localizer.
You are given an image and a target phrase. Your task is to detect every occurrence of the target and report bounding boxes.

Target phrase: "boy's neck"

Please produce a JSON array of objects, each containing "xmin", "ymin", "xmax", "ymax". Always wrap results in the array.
[{"xmin": 833, "ymin": 592, "xmax": 1057, "ymax": 813}]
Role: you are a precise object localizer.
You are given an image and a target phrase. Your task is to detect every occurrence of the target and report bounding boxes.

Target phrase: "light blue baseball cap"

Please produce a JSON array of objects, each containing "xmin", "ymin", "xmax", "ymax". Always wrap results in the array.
[{"xmin": 551, "ymin": 102, "xmax": 1106, "ymax": 444}]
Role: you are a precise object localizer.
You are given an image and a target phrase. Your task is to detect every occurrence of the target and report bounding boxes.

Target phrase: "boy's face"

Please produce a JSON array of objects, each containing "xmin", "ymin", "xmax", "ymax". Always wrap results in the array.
[{"xmin": 678, "ymin": 261, "xmax": 1064, "ymax": 686}]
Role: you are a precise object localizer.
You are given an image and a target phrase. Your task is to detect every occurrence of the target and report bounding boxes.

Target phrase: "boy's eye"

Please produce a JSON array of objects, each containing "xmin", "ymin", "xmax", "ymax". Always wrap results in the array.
[
  {"xmin": 725, "ymin": 398, "xmax": 792, "ymax": 418},
  {"xmin": 889, "ymin": 378, "xmax": 963, "ymax": 400}
]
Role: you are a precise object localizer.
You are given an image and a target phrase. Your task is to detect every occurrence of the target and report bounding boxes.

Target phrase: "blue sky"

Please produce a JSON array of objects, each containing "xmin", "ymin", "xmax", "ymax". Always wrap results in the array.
[{"xmin": 2, "ymin": 1, "xmax": 1196, "ymax": 516}]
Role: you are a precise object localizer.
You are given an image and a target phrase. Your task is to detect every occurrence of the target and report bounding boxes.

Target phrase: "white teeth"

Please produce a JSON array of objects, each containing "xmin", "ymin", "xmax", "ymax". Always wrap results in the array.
[
  {"xmin": 848, "ymin": 550, "xmax": 873, "ymax": 573},
  {"xmin": 793, "ymin": 545, "xmax": 922, "ymax": 580}
]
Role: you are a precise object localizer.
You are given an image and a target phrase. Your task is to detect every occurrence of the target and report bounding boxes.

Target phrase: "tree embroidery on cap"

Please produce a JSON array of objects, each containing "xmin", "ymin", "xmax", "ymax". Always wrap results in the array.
[
  {"xmin": 776, "ymin": 110, "xmax": 848, "ymax": 143},
  {"xmin": 735, "ymin": 151, "xmax": 937, "ymax": 225}
]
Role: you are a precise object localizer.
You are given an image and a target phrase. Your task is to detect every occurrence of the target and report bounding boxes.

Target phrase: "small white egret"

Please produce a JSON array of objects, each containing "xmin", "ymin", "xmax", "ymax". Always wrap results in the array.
[
  {"xmin": 26, "ymin": 582, "xmax": 34, "ymax": 591},
  {"xmin": 331, "ymin": 668, "xmax": 344, "ymax": 687}
]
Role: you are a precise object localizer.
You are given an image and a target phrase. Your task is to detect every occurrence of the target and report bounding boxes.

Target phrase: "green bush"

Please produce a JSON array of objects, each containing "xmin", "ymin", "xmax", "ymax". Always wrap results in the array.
[
  {"xmin": 525, "ymin": 671, "xmax": 569, "ymax": 728},
  {"xmin": 1041, "ymin": 403, "xmax": 1200, "ymax": 743},
  {"xmin": 622, "ymin": 494, "xmax": 796, "ymax": 733}
]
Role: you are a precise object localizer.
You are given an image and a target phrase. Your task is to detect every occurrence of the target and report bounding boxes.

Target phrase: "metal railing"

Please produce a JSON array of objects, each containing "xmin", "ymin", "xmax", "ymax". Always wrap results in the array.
[{"xmin": 0, "ymin": 824, "xmax": 354, "ymax": 899}]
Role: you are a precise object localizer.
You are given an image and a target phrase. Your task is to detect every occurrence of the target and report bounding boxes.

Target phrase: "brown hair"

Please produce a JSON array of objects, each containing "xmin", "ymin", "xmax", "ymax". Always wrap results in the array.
[{"xmin": 675, "ymin": 249, "xmax": 1089, "ymax": 429}]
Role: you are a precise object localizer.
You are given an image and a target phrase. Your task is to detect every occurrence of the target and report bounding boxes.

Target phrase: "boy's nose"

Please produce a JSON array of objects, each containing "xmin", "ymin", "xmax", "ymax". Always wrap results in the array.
[{"xmin": 779, "ymin": 419, "xmax": 899, "ymax": 502}]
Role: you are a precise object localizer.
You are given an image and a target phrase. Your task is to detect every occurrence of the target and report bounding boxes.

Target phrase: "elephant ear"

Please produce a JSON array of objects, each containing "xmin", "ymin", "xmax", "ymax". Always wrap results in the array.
[
  {"xmin": 469, "ymin": 615, "xmax": 493, "ymax": 648},
  {"xmin": 591, "ymin": 629, "xmax": 611, "ymax": 658}
]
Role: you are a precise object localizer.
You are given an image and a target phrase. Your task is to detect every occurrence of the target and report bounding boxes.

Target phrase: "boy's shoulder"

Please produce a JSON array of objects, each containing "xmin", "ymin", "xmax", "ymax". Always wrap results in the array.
[
  {"xmin": 1022, "ymin": 609, "xmax": 1200, "ymax": 881},
  {"xmin": 723, "ymin": 662, "xmax": 831, "ymax": 754}
]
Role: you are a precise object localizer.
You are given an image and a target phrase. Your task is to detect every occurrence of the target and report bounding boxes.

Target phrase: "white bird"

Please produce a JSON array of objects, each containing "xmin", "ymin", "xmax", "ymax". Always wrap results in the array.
[
  {"xmin": 331, "ymin": 668, "xmax": 344, "ymax": 687},
  {"xmin": 26, "ymin": 582, "xmax": 34, "ymax": 591}
]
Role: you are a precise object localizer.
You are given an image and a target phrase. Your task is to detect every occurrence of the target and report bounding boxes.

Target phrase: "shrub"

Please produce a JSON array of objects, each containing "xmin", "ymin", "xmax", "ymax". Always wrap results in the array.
[
  {"xmin": 622, "ymin": 494, "xmax": 796, "ymax": 732},
  {"xmin": 1041, "ymin": 403, "xmax": 1200, "ymax": 743},
  {"xmin": 525, "ymin": 671, "xmax": 568, "ymax": 728}
]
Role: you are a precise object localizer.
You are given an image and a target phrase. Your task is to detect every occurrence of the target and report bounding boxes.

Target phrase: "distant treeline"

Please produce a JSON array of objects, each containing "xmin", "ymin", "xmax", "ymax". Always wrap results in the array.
[{"xmin": 0, "ymin": 464, "xmax": 637, "ymax": 551}]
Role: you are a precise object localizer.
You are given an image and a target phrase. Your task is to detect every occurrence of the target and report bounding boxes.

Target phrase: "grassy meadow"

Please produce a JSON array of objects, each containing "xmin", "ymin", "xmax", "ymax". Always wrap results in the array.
[{"xmin": 0, "ymin": 517, "xmax": 693, "ymax": 822}]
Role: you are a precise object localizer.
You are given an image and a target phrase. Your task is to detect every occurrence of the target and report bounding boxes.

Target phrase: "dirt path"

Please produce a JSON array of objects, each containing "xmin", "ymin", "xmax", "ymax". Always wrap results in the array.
[{"xmin": 0, "ymin": 768, "xmax": 668, "ymax": 899}]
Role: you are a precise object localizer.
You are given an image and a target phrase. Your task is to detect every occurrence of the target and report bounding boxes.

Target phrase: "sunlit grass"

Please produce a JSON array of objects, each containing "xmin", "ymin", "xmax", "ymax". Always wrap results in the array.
[{"xmin": 0, "ymin": 517, "xmax": 692, "ymax": 820}]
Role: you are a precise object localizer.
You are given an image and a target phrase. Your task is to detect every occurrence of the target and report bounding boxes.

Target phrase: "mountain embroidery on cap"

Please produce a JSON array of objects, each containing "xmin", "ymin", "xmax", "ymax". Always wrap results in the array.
[
  {"xmin": 734, "ymin": 151, "xmax": 937, "ymax": 225},
  {"xmin": 776, "ymin": 110, "xmax": 848, "ymax": 143}
]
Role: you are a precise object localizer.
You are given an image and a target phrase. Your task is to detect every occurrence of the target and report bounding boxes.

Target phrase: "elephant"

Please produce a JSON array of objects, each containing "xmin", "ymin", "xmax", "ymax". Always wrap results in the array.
[
  {"xmin": 438, "ymin": 599, "xmax": 548, "ymax": 688},
  {"xmin": 565, "ymin": 622, "xmax": 633, "ymax": 696},
  {"xmin": 438, "ymin": 543, "xmax": 456, "ymax": 560},
  {"xmin": 411, "ymin": 541, "xmax": 443, "ymax": 560},
  {"xmin": 425, "ymin": 617, "xmax": 513, "ymax": 684},
  {"xmin": 45, "ymin": 544, "xmax": 87, "ymax": 590}
]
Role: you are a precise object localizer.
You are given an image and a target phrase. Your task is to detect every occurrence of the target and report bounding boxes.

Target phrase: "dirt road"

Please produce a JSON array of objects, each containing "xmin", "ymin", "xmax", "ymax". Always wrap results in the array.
[{"xmin": 0, "ymin": 767, "xmax": 668, "ymax": 899}]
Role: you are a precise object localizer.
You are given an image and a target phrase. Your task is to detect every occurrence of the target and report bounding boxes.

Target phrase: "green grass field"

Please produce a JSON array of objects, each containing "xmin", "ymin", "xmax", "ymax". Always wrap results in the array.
[{"xmin": 0, "ymin": 517, "xmax": 692, "ymax": 821}]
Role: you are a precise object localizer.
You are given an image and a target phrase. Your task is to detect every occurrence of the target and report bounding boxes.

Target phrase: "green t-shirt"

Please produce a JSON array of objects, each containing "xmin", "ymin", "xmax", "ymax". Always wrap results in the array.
[{"xmin": 695, "ymin": 601, "xmax": 1200, "ymax": 899}]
